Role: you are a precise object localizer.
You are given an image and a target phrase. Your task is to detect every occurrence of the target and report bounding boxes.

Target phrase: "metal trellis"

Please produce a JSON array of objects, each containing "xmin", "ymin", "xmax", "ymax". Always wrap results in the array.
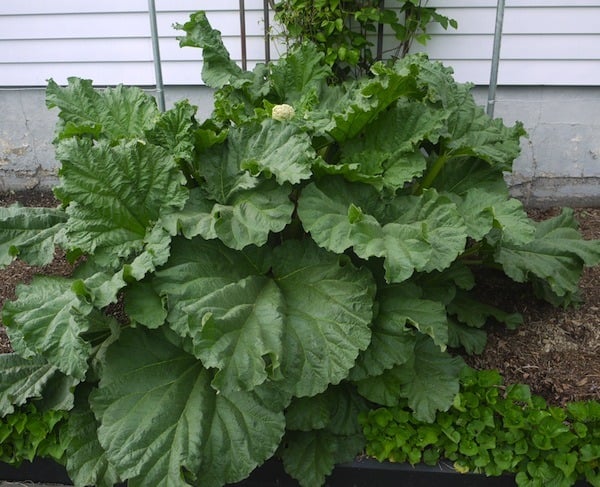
[
  {"xmin": 487, "ymin": 0, "xmax": 506, "ymax": 118},
  {"xmin": 148, "ymin": 0, "xmax": 165, "ymax": 112}
]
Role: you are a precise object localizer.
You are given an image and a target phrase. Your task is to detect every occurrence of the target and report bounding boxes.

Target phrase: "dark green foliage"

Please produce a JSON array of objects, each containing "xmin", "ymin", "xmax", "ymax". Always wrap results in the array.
[
  {"xmin": 0, "ymin": 402, "xmax": 66, "ymax": 465},
  {"xmin": 0, "ymin": 10, "xmax": 598, "ymax": 487},
  {"xmin": 361, "ymin": 368, "xmax": 600, "ymax": 487},
  {"xmin": 271, "ymin": 0, "xmax": 457, "ymax": 80}
]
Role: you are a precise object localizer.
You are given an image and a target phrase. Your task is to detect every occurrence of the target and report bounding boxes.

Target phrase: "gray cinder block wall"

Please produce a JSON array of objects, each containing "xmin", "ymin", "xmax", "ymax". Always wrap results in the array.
[
  {"xmin": 471, "ymin": 86, "xmax": 600, "ymax": 207},
  {"xmin": 0, "ymin": 85, "xmax": 599, "ymax": 207}
]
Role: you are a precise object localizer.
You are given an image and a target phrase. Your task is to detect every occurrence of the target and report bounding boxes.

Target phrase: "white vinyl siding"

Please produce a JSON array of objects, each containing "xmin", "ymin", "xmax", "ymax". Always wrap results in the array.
[
  {"xmin": 0, "ymin": 0, "xmax": 273, "ymax": 86},
  {"xmin": 409, "ymin": 1, "xmax": 600, "ymax": 85},
  {"xmin": 0, "ymin": 0, "xmax": 599, "ymax": 86}
]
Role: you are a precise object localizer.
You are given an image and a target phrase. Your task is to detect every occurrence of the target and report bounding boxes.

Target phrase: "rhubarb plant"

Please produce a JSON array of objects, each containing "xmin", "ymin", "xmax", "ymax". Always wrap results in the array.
[{"xmin": 0, "ymin": 11, "xmax": 599, "ymax": 487}]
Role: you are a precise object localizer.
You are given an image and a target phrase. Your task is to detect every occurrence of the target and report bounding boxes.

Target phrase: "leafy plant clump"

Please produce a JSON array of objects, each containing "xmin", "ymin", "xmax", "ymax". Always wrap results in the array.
[
  {"xmin": 0, "ymin": 402, "xmax": 66, "ymax": 465},
  {"xmin": 361, "ymin": 368, "xmax": 600, "ymax": 487},
  {"xmin": 0, "ymin": 10, "xmax": 599, "ymax": 487},
  {"xmin": 271, "ymin": 0, "xmax": 457, "ymax": 80}
]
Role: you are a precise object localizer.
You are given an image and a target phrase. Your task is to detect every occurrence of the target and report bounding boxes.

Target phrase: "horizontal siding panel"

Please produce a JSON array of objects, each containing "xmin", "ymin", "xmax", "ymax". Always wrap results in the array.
[
  {"xmin": 0, "ymin": 36, "xmax": 278, "ymax": 63},
  {"xmin": 430, "ymin": 0, "xmax": 600, "ymax": 6},
  {"xmin": 447, "ymin": 60, "xmax": 600, "ymax": 85},
  {"xmin": 3, "ymin": 0, "xmax": 599, "ymax": 13},
  {"xmin": 428, "ymin": 7, "xmax": 600, "ymax": 34},
  {"xmin": 0, "ymin": 10, "xmax": 267, "ymax": 40},
  {"xmin": 0, "ymin": 0, "xmax": 265, "ymax": 15},
  {"xmin": 0, "ymin": 61, "xmax": 267, "ymax": 87},
  {"xmin": 502, "ymin": 7, "xmax": 600, "ymax": 34},
  {"xmin": 407, "ymin": 34, "xmax": 600, "ymax": 60},
  {"xmin": 0, "ymin": 62, "xmax": 158, "ymax": 86},
  {"xmin": 1, "ymin": 3, "xmax": 599, "ymax": 86}
]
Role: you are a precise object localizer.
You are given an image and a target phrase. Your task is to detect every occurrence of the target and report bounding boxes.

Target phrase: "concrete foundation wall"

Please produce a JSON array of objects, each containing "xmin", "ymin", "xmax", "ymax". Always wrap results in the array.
[
  {"xmin": 471, "ymin": 86, "xmax": 600, "ymax": 207},
  {"xmin": 0, "ymin": 85, "xmax": 598, "ymax": 207}
]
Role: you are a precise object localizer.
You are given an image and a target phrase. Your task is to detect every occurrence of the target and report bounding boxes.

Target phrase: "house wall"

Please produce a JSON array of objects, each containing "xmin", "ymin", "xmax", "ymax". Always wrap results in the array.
[
  {"xmin": 0, "ymin": 0, "xmax": 272, "ymax": 87},
  {"xmin": 412, "ymin": 0, "xmax": 600, "ymax": 85},
  {"xmin": 1, "ymin": 1, "xmax": 599, "ymax": 205},
  {"xmin": 1, "ymin": 1, "xmax": 599, "ymax": 86}
]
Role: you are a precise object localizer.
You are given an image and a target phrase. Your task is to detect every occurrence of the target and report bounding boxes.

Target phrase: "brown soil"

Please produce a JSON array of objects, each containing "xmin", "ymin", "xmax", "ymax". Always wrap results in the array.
[
  {"xmin": 466, "ymin": 207, "xmax": 600, "ymax": 406},
  {"xmin": 0, "ymin": 190, "xmax": 599, "ymax": 407}
]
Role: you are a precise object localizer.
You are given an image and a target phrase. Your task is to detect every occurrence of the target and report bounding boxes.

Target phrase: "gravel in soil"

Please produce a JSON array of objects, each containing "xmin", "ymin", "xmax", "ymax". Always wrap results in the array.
[{"xmin": 0, "ymin": 190, "xmax": 599, "ymax": 407}]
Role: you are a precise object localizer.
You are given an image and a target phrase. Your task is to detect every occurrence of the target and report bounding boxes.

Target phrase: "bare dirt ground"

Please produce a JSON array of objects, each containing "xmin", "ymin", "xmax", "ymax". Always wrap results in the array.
[
  {"xmin": 466, "ymin": 206, "xmax": 600, "ymax": 406},
  {"xmin": 0, "ymin": 190, "xmax": 598, "ymax": 407}
]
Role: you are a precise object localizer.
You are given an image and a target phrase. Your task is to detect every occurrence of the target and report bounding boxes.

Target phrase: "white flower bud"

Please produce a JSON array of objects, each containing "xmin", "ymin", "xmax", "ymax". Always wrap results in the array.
[{"xmin": 271, "ymin": 104, "xmax": 295, "ymax": 121}]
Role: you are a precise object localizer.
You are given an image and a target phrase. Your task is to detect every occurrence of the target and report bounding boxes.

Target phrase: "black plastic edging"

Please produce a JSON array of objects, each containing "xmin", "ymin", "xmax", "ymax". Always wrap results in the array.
[{"xmin": 0, "ymin": 457, "xmax": 593, "ymax": 486}]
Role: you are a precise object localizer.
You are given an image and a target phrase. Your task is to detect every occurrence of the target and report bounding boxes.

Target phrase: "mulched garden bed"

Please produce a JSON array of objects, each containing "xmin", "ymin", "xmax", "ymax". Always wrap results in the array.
[{"xmin": 0, "ymin": 190, "xmax": 599, "ymax": 407}]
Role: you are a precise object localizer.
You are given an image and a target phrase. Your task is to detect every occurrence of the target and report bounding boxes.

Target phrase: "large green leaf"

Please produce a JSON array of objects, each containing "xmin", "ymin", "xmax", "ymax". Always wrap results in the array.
[
  {"xmin": 272, "ymin": 240, "xmax": 376, "ymax": 397},
  {"xmin": 387, "ymin": 283, "xmax": 448, "ymax": 348},
  {"xmin": 153, "ymin": 237, "xmax": 268, "ymax": 327},
  {"xmin": 122, "ymin": 223, "xmax": 173, "ymax": 281},
  {"xmin": 153, "ymin": 238, "xmax": 375, "ymax": 398},
  {"xmin": 0, "ymin": 206, "xmax": 67, "ymax": 268},
  {"xmin": 431, "ymin": 157, "xmax": 509, "ymax": 197},
  {"xmin": 455, "ymin": 188, "xmax": 535, "ymax": 244},
  {"xmin": 281, "ymin": 429, "xmax": 364, "ymax": 487},
  {"xmin": 442, "ymin": 85, "xmax": 526, "ymax": 171},
  {"xmin": 237, "ymin": 119, "xmax": 317, "ymax": 185},
  {"xmin": 282, "ymin": 385, "xmax": 367, "ymax": 487},
  {"xmin": 174, "ymin": 183, "xmax": 293, "ymax": 249},
  {"xmin": 268, "ymin": 43, "xmax": 331, "ymax": 104},
  {"xmin": 285, "ymin": 384, "xmax": 367, "ymax": 434},
  {"xmin": 356, "ymin": 336, "xmax": 465, "ymax": 422},
  {"xmin": 62, "ymin": 389, "xmax": 121, "ymax": 487},
  {"xmin": 0, "ymin": 354, "xmax": 62, "ymax": 416},
  {"xmin": 90, "ymin": 327, "xmax": 287, "ymax": 487},
  {"xmin": 3, "ymin": 271, "xmax": 126, "ymax": 381},
  {"xmin": 153, "ymin": 238, "xmax": 280, "ymax": 392},
  {"xmin": 305, "ymin": 60, "xmax": 419, "ymax": 142},
  {"xmin": 335, "ymin": 99, "xmax": 446, "ymax": 190},
  {"xmin": 298, "ymin": 178, "xmax": 383, "ymax": 251},
  {"xmin": 350, "ymin": 282, "xmax": 448, "ymax": 381},
  {"xmin": 197, "ymin": 119, "xmax": 315, "ymax": 192},
  {"xmin": 284, "ymin": 393, "xmax": 334, "ymax": 433},
  {"xmin": 145, "ymin": 100, "xmax": 198, "ymax": 163},
  {"xmin": 414, "ymin": 55, "xmax": 462, "ymax": 107},
  {"xmin": 2, "ymin": 277, "xmax": 93, "ymax": 380},
  {"xmin": 299, "ymin": 178, "xmax": 466, "ymax": 282},
  {"xmin": 193, "ymin": 135, "xmax": 258, "ymax": 203},
  {"xmin": 176, "ymin": 11, "xmax": 245, "ymax": 89},
  {"xmin": 495, "ymin": 209, "xmax": 600, "ymax": 299},
  {"xmin": 414, "ymin": 261, "xmax": 475, "ymax": 306},
  {"xmin": 182, "ymin": 276, "xmax": 285, "ymax": 393},
  {"xmin": 386, "ymin": 189, "xmax": 467, "ymax": 273},
  {"xmin": 447, "ymin": 319, "xmax": 488, "ymax": 355},
  {"xmin": 447, "ymin": 290, "xmax": 522, "ymax": 329},
  {"xmin": 54, "ymin": 138, "xmax": 187, "ymax": 264},
  {"xmin": 123, "ymin": 280, "xmax": 167, "ymax": 329},
  {"xmin": 298, "ymin": 178, "xmax": 429, "ymax": 283},
  {"xmin": 46, "ymin": 78, "xmax": 158, "ymax": 141}
]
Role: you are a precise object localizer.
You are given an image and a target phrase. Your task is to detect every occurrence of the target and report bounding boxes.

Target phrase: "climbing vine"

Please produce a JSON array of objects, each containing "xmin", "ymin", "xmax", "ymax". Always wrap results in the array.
[{"xmin": 270, "ymin": 0, "xmax": 457, "ymax": 80}]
